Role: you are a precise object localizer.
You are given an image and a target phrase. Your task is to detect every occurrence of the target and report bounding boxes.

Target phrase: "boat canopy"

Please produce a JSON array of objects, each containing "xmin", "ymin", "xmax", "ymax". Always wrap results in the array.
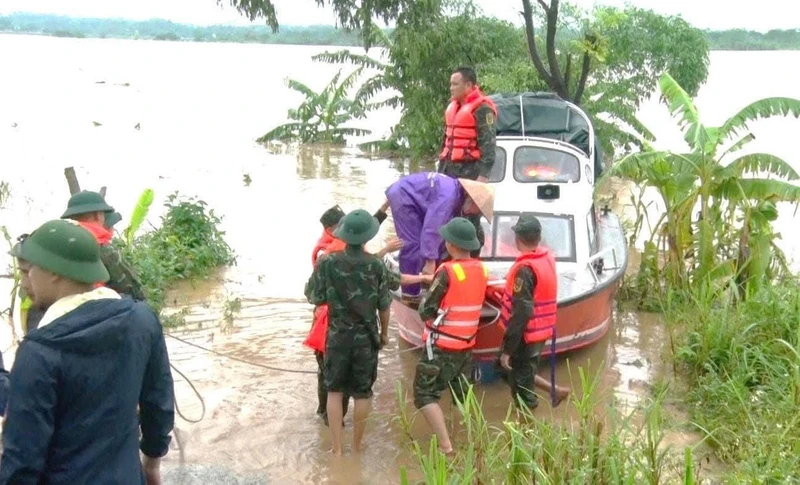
[{"xmin": 488, "ymin": 92, "xmax": 603, "ymax": 179}]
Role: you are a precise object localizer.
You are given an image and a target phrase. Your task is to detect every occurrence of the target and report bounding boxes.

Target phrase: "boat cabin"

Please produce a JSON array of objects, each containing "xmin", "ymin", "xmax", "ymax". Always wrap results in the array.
[{"xmin": 476, "ymin": 93, "xmax": 607, "ymax": 283}]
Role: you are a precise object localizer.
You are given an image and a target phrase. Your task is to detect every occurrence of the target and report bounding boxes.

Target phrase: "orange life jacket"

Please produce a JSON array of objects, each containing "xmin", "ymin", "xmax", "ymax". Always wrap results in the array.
[
  {"xmin": 439, "ymin": 87, "xmax": 498, "ymax": 163},
  {"xmin": 303, "ymin": 236, "xmax": 356, "ymax": 353},
  {"xmin": 498, "ymin": 247, "xmax": 560, "ymax": 407},
  {"xmin": 311, "ymin": 229, "xmax": 336, "ymax": 267},
  {"xmin": 498, "ymin": 247, "xmax": 558, "ymax": 344},
  {"xmin": 423, "ymin": 259, "xmax": 488, "ymax": 351},
  {"xmin": 77, "ymin": 221, "xmax": 113, "ymax": 289}
]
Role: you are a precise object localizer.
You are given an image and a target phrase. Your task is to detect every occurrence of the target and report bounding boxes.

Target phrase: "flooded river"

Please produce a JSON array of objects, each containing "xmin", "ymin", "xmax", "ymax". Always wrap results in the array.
[{"xmin": 1, "ymin": 35, "xmax": 799, "ymax": 483}]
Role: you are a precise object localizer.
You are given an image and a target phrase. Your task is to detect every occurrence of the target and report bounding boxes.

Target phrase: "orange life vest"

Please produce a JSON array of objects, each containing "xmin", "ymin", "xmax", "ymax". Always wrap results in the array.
[
  {"xmin": 77, "ymin": 221, "xmax": 113, "ymax": 289},
  {"xmin": 498, "ymin": 248, "xmax": 558, "ymax": 344},
  {"xmin": 439, "ymin": 87, "xmax": 498, "ymax": 163},
  {"xmin": 303, "ymin": 236, "xmax": 355, "ymax": 353},
  {"xmin": 311, "ymin": 229, "xmax": 336, "ymax": 267},
  {"xmin": 423, "ymin": 259, "xmax": 488, "ymax": 351}
]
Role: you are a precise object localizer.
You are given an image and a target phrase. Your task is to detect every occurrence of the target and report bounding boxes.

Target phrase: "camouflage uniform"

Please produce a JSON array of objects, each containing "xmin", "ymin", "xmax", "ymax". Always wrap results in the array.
[
  {"xmin": 437, "ymin": 103, "xmax": 495, "ymax": 257},
  {"xmin": 499, "ymin": 266, "xmax": 544, "ymax": 409},
  {"xmin": 413, "ymin": 269, "xmax": 473, "ymax": 409},
  {"xmin": 99, "ymin": 242, "xmax": 146, "ymax": 301},
  {"xmin": 306, "ymin": 246, "xmax": 392, "ymax": 399}
]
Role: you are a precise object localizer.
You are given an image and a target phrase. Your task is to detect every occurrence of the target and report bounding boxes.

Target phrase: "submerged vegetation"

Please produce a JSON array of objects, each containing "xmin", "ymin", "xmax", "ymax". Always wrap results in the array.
[
  {"xmin": 612, "ymin": 72, "xmax": 800, "ymax": 308},
  {"xmin": 265, "ymin": 0, "xmax": 711, "ymax": 160},
  {"xmin": 606, "ymin": 74, "xmax": 800, "ymax": 480},
  {"xmin": 119, "ymin": 191, "xmax": 237, "ymax": 317},
  {"xmin": 257, "ymin": 69, "xmax": 372, "ymax": 145}
]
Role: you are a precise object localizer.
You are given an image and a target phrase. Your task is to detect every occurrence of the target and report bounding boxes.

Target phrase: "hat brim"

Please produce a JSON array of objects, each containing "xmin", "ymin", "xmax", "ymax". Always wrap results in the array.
[
  {"xmin": 61, "ymin": 202, "xmax": 115, "ymax": 219},
  {"xmin": 104, "ymin": 211, "xmax": 123, "ymax": 229},
  {"xmin": 458, "ymin": 179, "xmax": 495, "ymax": 223},
  {"xmin": 438, "ymin": 225, "xmax": 480, "ymax": 251},
  {"xmin": 20, "ymin": 238, "xmax": 109, "ymax": 284},
  {"xmin": 8, "ymin": 241, "xmax": 23, "ymax": 259},
  {"xmin": 334, "ymin": 216, "xmax": 380, "ymax": 245}
]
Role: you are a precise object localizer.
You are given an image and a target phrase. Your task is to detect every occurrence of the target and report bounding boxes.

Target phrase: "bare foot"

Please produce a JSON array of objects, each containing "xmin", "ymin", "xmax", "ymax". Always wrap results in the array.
[
  {"xmin": 353, "ymin": 444, "xmax": 365, "ymax": 453},
  {"xmin": 553, "ymin": 386, "xmax": 571, "ymax": 407},
  {"xmin": 330, "ymin": 448, "xmax": 343, "ymax": 457}
]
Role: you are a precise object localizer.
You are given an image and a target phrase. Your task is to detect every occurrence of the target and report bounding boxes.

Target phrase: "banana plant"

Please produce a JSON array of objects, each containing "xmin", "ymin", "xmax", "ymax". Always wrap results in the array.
[
  {"xmin": 257, "ymin": 68, "xmax": 372, "ymax": 145},
  {"xmin": 124, "ymin": 188, "xmax": 155, "ymax": 245},
  {"xmin": 610, "ymin": 72, "xmax": 800, "ymax": 295}
]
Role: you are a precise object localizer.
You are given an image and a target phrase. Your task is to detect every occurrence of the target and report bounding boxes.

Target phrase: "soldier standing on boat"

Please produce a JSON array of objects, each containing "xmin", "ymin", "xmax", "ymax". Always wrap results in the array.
[
  {"xmin": 305, "ymin": 209, "xmax": 392, "ymax": 456},
  {"xmin": 497, "ymin": 213, "xmax": 570, "ymax": 409},
  {"xmin": 413, "ymin": 218, "xmax": 488, "ymax": 455},
  {"xmin": 60, "ymin": 190, "xmax": 146, "ymax": 301},
  {"xmin": 437, "ymin": 66, "xmax": 498, "ymax": 256}
]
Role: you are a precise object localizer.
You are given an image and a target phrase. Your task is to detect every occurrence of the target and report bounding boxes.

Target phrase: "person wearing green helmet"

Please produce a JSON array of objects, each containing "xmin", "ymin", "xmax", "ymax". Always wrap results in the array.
[
  {"xmin": 0, "ymin": 220, "xmax": 174, "ymax": 485},
  {"xmin": 60, "ymin": 190, "xmax": 146, "ymax": 301},
  {"xmin": 413, "ymin": 217, "xmax": 489, "ymax": 455},
  {"xmin": 8, "ymin": 234, "xmax": 46, "ymax": 335},
  {"xmin": 305, "ymin": 209, "xmax": 393, "ymax": 456}
]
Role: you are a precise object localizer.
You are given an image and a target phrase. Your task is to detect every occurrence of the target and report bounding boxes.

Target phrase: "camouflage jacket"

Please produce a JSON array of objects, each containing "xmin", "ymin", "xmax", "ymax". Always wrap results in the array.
[
  {"xmin": 100, "ymin": 242, "xmax": 146, "ymax": 301},
  {"xmin": 500, "ymin": 266, "xmax": 536, "ymax": 355},
  {"xmin": 305, "ymin": 246, "xmax": 392, "ymax": 343}
]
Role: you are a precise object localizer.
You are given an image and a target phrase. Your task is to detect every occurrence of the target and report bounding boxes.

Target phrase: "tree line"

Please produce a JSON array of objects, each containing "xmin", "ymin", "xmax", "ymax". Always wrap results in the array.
[{"xmin": 2, "ymin": 13, "xmax": 799, "ymax": 51}]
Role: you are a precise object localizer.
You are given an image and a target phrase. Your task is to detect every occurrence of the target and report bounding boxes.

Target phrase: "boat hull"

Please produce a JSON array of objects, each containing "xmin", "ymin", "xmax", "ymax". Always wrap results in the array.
[{"xmin": 392, "ymin": 270, "xmax": 621, "ymax": 363}]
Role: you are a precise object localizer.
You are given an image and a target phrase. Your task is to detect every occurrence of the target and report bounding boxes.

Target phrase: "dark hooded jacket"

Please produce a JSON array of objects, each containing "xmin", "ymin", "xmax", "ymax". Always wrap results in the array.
[{"xmin": 0, "ymin": 297, "xmax": 175, "ymax": 484}]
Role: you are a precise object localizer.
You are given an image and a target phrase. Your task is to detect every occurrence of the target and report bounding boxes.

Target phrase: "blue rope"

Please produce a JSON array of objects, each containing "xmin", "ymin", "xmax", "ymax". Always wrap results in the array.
[{"xmin": 549, "ymin": 328, "xmax": 557, "ymax": 407}]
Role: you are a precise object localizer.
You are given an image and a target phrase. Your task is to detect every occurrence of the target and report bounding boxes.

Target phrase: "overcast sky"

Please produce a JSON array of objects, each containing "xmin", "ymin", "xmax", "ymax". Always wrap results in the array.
[{"xmin": 0, "ymin": 0, "xmax": 793, "ymax": 32}]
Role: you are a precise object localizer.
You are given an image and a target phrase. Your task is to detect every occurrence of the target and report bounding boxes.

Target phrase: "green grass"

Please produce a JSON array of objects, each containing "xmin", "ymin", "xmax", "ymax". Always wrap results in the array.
[
  {"xmin": 670, "ymin": 279, "xmax": 800, "ymax": 482},
  {"xmin": 396, "ymin": 364, "xmax": 705, "ymax": 484}
]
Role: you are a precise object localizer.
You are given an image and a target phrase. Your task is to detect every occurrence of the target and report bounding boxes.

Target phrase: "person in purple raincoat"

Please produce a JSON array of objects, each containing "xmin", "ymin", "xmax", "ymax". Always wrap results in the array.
[{"xmin": 384, "ymin": 172, "xmax": 495, "ymax": 298}]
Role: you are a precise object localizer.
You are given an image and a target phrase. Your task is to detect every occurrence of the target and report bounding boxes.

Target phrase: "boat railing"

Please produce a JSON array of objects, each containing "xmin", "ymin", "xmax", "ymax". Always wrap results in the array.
[{"xmin": 586, "ymin": 246, "xmax": 618, "ymax": 284}]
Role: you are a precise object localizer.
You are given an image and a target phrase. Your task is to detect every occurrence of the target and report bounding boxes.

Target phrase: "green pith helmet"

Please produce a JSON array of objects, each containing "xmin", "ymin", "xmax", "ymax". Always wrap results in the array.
[
  {"xmin": 512, "ymin": 213, "xmax": 542, "ymax": 240},
  {"xmin": 20, "ymin": 220, "xmax": 109, "ymax": 284},
  {"xmin": 61, "ymin": 191, "xmax": 115, "ymax": 219},
  {"xmin": 104, "ymin": 211, "xmax": 123, "ymax": 229},
  {"xmin": 439, "ymin": 217, "xmax": 480, "ymax": 251},
  {"xmin": 320, "ymin": 205, "xmax": 346, "ymax": 229},
  {"xmin": 334, "ymin": 209, "xmax": 379, "ymax": 245}
]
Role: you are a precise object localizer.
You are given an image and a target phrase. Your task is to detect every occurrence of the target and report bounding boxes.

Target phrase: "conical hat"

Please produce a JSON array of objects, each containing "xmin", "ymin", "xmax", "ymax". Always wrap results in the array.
[{"xmin": 458, "ymin": 179, "xmax": 495, "ymax": 223}]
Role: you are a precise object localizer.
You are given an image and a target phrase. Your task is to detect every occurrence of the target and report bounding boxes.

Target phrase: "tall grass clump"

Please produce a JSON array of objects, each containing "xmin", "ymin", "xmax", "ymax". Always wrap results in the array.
[
  {"xmin": 120, "ymin": 191, "xmax": 236, "ymax": 315},
  {"xmin": 397, "ymin": 364, "xmax": 703, "ymax": 484},
  {"xmin": 671, "ymin": 279, "xmax": 800, "ymax": 482}
]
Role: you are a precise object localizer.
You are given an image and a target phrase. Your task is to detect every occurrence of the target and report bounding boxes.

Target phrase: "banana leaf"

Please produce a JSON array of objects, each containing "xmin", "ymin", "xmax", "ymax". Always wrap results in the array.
[{"xmin": 125, "ymin": 188, "xmax": 155, "ymax": 245}]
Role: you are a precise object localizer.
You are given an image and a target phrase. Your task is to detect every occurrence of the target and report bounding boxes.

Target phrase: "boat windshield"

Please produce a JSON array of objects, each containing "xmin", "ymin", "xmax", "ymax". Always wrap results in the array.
[
  {"xmin": 480, "ymin": 213, "xmax": 576, "ymax": 261},
  {"xmin": 513, "ymin": 146, "xmax": 580, "ymax": 183}
]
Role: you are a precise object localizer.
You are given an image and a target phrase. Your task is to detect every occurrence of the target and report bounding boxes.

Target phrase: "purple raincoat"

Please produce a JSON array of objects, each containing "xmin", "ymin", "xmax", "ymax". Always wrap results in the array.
[{"xmin": 386, "ymin": 172, "xmax": 464, "ymax": 296}]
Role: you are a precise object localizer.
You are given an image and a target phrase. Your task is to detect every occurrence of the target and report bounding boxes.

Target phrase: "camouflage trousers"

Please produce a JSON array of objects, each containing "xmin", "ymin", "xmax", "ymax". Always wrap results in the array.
[
  {"xmin": 499, "ymin": 341, "xmax": 545, "ymax": 409},
  {"xmin": 315, "ymin": 351, "xmax": 350, "ymax": 424},
  {"xmin": 413, "ymin": 345, "xmax": 473, "ymax": 409},
  {"xmin": 437, "ymin": 159, "xmax": 481, "ymax": 180},
  {"xmin": 324, "ymin": 328, "xmax": 379, "ymax": 399}
]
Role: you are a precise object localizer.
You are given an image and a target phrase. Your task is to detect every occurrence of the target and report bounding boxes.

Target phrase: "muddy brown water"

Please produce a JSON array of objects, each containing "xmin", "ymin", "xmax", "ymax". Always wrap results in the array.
[{"xmin": 1, "ymin": 35, "xmax": 799, "ymax": 483}]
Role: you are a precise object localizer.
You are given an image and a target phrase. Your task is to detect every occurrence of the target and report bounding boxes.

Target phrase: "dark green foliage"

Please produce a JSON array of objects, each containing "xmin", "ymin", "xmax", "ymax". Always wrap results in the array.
[{"xmin": 121, "ymin": 193, "xmax": 236, "ymax": 313}]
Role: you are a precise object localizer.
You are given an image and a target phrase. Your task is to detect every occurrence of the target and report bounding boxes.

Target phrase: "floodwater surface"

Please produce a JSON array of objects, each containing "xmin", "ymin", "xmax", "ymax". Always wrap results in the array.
[{"xmin": 1, "ymin": 35, "xmax": 799, "ymax": 484}]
